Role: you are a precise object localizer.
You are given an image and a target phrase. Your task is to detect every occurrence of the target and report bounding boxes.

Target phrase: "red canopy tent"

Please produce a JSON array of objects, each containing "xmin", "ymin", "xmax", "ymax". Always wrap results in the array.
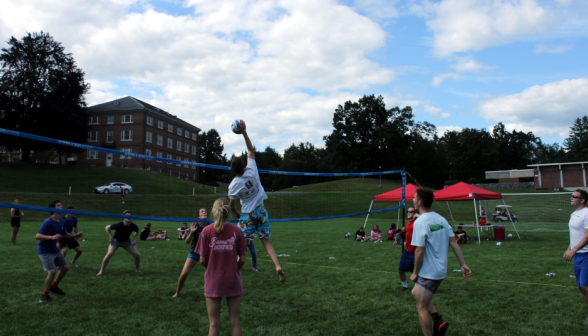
[
  {"xmin": 433, "ymin": 182, "xmax": 519, "ymax": 243},
  {"xmin": 364, "ymin": 184, "xmax": 420, "ymax": 227}
]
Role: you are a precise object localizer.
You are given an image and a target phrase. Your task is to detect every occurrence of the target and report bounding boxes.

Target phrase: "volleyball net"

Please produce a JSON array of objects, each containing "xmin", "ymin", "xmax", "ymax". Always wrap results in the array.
[{"xmin": 0, "ymin": 128, "xmax": 406, "ymax": 223}]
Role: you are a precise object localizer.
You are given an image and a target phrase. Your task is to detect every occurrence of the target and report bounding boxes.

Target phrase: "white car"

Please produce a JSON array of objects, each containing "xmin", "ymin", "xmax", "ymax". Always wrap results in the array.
[{"xmin": 94, "ymin": 182, "xmax": 133, "ymax": 194}]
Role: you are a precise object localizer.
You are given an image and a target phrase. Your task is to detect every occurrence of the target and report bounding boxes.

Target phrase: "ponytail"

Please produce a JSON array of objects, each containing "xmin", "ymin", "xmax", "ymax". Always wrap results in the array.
[{"xmin": 212, "ymin": 198, "xmax": 230, "ymax": 233}]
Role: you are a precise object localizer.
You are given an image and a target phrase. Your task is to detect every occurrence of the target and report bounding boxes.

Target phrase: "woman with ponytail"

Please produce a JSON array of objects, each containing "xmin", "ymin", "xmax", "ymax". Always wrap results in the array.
[{"xmin": 196, "ymin": 198, "xmax": 247, "ymax": 336}]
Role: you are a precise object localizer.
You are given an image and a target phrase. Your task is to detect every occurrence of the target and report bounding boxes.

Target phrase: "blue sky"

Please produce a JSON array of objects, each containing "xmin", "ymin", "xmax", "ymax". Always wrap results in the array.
[{"xmin": 1, "ymin": 0, "xmax": 587, "ymax": 156}]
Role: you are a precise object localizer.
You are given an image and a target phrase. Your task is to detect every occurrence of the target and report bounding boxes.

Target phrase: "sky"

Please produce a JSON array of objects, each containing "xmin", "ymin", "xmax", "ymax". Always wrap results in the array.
[{"xmin": 1, "ymin": 0, "xmax": 587, "ymax": 156}]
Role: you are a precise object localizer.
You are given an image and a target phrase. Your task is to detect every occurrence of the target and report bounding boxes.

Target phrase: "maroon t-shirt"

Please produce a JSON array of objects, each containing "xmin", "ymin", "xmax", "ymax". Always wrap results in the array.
[
  {"xmin": 405, "ymin": 220, "xmax": 416, "ymax": 254},
  {"xmin": 196, "ymin": 223, "xmax": 247, "ymax": 298}
]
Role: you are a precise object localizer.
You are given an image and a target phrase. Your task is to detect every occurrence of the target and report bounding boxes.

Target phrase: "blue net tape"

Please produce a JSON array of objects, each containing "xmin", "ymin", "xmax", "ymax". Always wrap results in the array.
[
  {"xmin": 0, "ymin": 202, "xmax": 403, "ymax": 223},
  {"xmin": 0, "ymin": 127, "xmax": 404, "ymax": 177}
]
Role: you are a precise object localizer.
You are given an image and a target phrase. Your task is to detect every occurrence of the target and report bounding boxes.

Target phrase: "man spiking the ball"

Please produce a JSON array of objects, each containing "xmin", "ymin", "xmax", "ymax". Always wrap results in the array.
[{"xmin": 228, "ymin": 120, "xmax": 286, "ymax": 284}]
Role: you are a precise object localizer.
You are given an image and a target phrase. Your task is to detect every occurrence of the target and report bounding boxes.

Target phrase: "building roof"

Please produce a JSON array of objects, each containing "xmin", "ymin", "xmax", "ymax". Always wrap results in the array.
[
  {"xmin": 88, "ymin": 96, "xmax": 201, "ymax": 132},
  {"xmin": 527, "ymin": 161, "xmax": 588, "ymax": 167}
]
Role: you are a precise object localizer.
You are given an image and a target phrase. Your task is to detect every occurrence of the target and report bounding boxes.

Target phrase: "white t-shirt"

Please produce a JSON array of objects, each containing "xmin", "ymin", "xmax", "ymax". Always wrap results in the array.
[
  {"xmin": 228, "ymin": 159, "xmax": 267, "ymax": 214},
  {"xmin": 411, "ymin": 211, "xmax": 454, "ymax": 280},
  {"xmin": 569, "ymin": 207, "xmax": 588, "ymax": 254}
]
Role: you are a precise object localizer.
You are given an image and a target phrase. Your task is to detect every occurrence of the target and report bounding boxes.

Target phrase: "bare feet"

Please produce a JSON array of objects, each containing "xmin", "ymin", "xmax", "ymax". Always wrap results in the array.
[
  {"xmin": 173, "ymin": 293, "xmax": 179, "ymax": 298},
  {"xmin": 136, "ymin": 270, "xmax": 141, "ymax": 273},
  {"xmin": 97, "ymin": 272, "xmax": 103, "ymax": 276},
  {"xmin": 277, "ymin": 269, "xmax": 286, "ymax": 284}
]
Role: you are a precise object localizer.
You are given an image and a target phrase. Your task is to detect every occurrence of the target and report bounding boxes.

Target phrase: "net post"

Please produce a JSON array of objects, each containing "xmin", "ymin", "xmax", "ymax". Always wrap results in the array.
[
  {"xmin": 69, "ymin": 186, "xmax": 71, "ymax": 196},
  {"xmin": 363, "ymin": 199, "xmax": 374, "ymax": 228},
  {"xmin": 401, "ymin": 171, "xmax": 406, "ymax": 255},
  {"xmin": 193, "ymin": 187, "xmax": 195, "ymax": 196}
]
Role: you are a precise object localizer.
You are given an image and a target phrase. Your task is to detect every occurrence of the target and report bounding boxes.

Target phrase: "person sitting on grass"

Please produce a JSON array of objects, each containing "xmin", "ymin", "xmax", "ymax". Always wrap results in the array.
[
  {"xmin": 371, "ymin": 225, "xmax": 382, "ymax": 243},
  {"xmin": 156, "ymin": 230, "xmax": 167, "ymax": 240},
  {"xmin": 178, "ymin": 222, "xmax": 190, "ymax": 240},
  {"xmin": 196, "ymin": 198, "xmax": 246, "ymax": 336},
  {"xmin": 454, "ymin": 226, "xmax": 467, "ymax": 244},
  {"xmin": 355, "ymin": 227, "xmax": 368, "ymax": 241},
  {"xmin": 388, "ymin": 224, "xmax": 397, "ymax": 241},
  {"xmin": 394, "ymin": 229, "xmax": 405, "ymax": 245},
  {"xmin": 140, "ymin": 223, "xmax": 156, "ymax": 241}
]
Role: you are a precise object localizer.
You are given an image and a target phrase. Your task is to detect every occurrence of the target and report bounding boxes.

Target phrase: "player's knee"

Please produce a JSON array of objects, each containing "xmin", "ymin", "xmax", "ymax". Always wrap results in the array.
[
  {"xmin": 48, "ymin": 269, "xmax": 57, "ymax": 276},
  {"xmin": 580, "ymin": 285, "xmax": 588, "ymax": 293},
  {"xmin": 60, "ymin": 265, "xmax": 70, "ymax": 272}
]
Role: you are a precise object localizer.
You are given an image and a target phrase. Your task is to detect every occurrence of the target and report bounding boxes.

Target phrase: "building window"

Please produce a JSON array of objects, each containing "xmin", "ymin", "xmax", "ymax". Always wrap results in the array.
[
  {"xmin": 157, "ymin": 135, "xmax": 163, "ymax": 146},
  {"xmin": 122, "ymin": 115, "xmax": 133, "ymax": 123},
  {"xmin": 159, "ymin": 168, "xmax": 162, "ymax": 173},
  {"xmin": 184, "ymin": 143, "xmax": 189, "ymax": 153},
  {"xmin": 147, "ymin": 116, "xmax": 153, "ymax": 126},
  {"xmin": 88, "ymin": 131, "xmax": 99, "ymax": 142},
  {"xmin": 89, "ymin": 116, "xmax": 99, "ymax": 125},
  {"xmin": 178, "ymin": 171, "xmax": 181, "ymax": 178},
  {"xmin": 192, "ymin": 159, "xmax": 196, "ymax": 169},
  {"xmin": 177, "ymin": 127, "xmax": 182, "ymax": 135},
  {"xmin": 146, "ymin": 131, "xmax": 152, "ymax": 143},
  {"xmin": 157, "ymin": 151, "xmax": 162, "ymax": 158},
  {"xmin": 185, "ymin": 130, "xmax": 189, "ymax": 138},
  {"xmin": 121, "ymin": 130, "xmax": 132, "ymax": 141},
  {"xmin": 177, "ymin": 140, "xmax": 182, "ymax": 151},
  {"xmin": 192, "ymin": 133, "xmax": 197, "ymax": 141},
  {"xmin": 108, "ymin": 116, "xmax": 114, "ymax": 124},
  {"xmin": 167, "ymin": 138, "xmax": 173, "ymax": 148},
  {"xmin": 107, "ymin": 131, "xmax": 113, "ymax": 142},
  {"xmin": 167, "ymin": 154, "xmax": 172, "ymax": 164},
  {"xmin": 87, "ymin": 150, "xmax": 98, "ymax": 159},
  {"xmin": 146, "ymin": 166, "xmax": 150, "ymax": 171},
  {"xmin": 120, "ymin": 148, "xmax": 132, "ymax": 159},
  {"xmin": 192, "ymin": 145, "xmax": 196, "ymax": 155},
  {"xmin": 177, "ymin": 156, "xmax": 181, "ymax": 166},
  {"xmin": 168, "ymin": 124, "xmax": 173, "ymax": 132},
  {"xmin": 145, "ymin": 149, "xmax": 152, "ymax": 156},
  {"xmin": 122, "ymin": 164, "xmax": 128, "ymax": 168},
  {"xmin": 158, "ymin": 120, "xmax": 164, "ymax": 129}
]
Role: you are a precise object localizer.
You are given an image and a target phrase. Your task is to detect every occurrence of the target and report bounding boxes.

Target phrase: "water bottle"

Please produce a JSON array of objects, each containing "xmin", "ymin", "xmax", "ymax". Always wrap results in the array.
[
  {"xmin": 571, "ymin": 275, "xmax": 576, "ymax": 279},
  {"xmin": 546, "ymin": 273, "xmax": 556, "ymax": 277}
]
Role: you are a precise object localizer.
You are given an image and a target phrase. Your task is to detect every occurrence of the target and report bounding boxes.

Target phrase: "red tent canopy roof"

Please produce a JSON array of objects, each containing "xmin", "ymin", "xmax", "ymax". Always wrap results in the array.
[
  {"xmin": 433, "ymin": 182, "xmax": 502, "ymax": 201},
  {"xmin": 374, "ymin": 183, "xmax": 421, "ymax": 202}
]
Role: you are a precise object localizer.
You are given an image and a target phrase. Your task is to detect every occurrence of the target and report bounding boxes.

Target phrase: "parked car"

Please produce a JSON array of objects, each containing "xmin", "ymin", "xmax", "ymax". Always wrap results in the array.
[{"xmin": 94, "ymin": 182, "xmax": 133, "ymax": 194}]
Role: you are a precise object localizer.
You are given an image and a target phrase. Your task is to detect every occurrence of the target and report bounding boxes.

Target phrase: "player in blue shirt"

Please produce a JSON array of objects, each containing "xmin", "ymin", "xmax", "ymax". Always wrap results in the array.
[
  {"xmin": 36, "ymin": 200, "xmax": 84, "ymax": 303},
  {"xmin": 58, "ymin": 205, "xmax": 83, "ymax": 268}
]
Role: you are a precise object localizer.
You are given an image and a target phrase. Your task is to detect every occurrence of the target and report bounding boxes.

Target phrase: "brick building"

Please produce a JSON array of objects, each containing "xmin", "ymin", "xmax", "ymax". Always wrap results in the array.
[
  {"xmin": 527, "ymin": 162, "xmax": 588, "ymax": 190},
  {"xmin": 79, "ymin": 96, "xmax": 201, "ymax": 181}
]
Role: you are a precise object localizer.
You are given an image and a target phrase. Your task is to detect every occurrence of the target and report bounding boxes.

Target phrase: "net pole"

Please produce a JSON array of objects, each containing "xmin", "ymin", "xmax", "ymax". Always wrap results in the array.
[
  {"xmin": 397, "ymin": 201, "xmax": 400, "ymax": 224},
  {"xmin": 473, "ymin": 197, "xmax": 481, "ymax": 244},
  {"xmin": 502, "ymin": 198, "xmax": 521, "ymax": 239},
  {"xmin": 401, "ymin": 171, "xmax": 406, "ymax": 256},
  {"xmin": 363, "ymin": 199, "xmax": 374, "ymax": 228}
]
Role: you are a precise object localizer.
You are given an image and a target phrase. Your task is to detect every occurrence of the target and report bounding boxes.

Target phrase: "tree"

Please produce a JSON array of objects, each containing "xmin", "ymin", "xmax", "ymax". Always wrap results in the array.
[
  {"xmin": 564, "ymin": 116, "xmax": 588, "ymax": 161},
  {"xmin": 492, "ymin": 122, "xmax": 540, "ymax": 169},
  {"xmin": 534, "ymin": 142, "xmax": 567, "ymax": 164},
  {"xmin": 198, "ymin": 129, "xmax": 228, "ymax": 185},
  {"xmin": 440, "ymin": 128, "xmax": 498, "ymax": 182},
  {"xmin": 0, "ymin": 32, "xmax": 90, "ymax": 161}
]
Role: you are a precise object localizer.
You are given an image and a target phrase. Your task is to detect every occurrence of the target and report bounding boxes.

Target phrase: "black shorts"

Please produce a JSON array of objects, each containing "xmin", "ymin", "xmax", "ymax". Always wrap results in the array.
[
  {"xmin": 59, "ymin": 238, "xmax": 80, "ymax": 249},
  {"xmin": 11, "ymin": 221, "xmax": 20, "ymax": 228}
]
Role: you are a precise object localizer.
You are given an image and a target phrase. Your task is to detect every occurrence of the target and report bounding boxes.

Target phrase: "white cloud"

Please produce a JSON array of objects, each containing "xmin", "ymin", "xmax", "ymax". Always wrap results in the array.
[
  {"xmin": 421, "ymin": 0, "xmax": 560, "ymax": 56},
  {"xmin": 533, "ymin": 43, "xmax": 573, "ymax": 54},
  {"xmin": 437, "ymin": 125, "xmax": 463, "ymax": 135},
  {"xmin": 431, "ymin": 72, "xmax": 460, "ymax": 86},
  {"xmin": 477, "ymin": 78, "xmax": 588, "ymax": 139},
  {"xmin": 423, "ymin": 105, "xmax": 451, "ymax": 119},
  {"xmin": 450, "ymin": 56, "xmax": 495, "ymax": 72},
  {"xmin": 352, "ymin": 0, "xmax": 400, "ymax": 20}
]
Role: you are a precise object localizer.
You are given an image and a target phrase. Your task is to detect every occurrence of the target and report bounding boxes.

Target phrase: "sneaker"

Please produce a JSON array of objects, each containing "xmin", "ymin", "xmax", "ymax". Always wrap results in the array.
[
  {"xmin": 433, "ymin": 315, "xmax": 449, "ymax": 336},
  {"xmin": 71, "ymin": 260, "xmax": 78, "ymax": 268},
  {"xmin": 50, "ymin": 286, "xmax": 65, "ymax": 296},
  {"xmin": 39, "ymin": 296, "xmax": 51, "ymax": 303},
  {"xmin": 399, "ymin": 286, "xmax": 409, "ymax": 292}
]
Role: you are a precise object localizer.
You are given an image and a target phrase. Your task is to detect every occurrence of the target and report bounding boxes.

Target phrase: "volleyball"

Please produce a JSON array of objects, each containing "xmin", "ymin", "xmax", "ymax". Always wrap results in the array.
[{"xmin": 231, "ymin": 120, "xmax": 242, "ymax": 134}]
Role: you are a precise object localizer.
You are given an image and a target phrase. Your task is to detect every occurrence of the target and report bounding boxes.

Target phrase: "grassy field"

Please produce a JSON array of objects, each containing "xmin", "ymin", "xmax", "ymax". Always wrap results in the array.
[{"xmin": 1, "ymin": 217, "xmax": 585, "ymax": 335}]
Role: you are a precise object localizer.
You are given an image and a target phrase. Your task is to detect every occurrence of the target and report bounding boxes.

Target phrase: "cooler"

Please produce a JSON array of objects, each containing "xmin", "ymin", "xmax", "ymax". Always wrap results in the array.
[
  {"xmin": 478, "ymin": 216, "xmax": 487, "ymax": 226},
  {"xmin": 494, "ymin": 225, "xmax": 505, "ymax": 241}
]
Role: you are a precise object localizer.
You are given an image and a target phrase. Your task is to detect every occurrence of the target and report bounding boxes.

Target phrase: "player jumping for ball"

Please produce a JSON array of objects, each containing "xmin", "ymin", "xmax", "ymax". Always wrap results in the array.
[{"xmin": 228, "ymin": 120, "xmax": 286, "ymax": 284}]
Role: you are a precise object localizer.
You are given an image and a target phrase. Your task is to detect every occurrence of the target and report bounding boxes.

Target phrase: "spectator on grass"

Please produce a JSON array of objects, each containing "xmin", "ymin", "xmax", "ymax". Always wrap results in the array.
[
  {"xmin": 10, "ymin": 199, "xmax": 23, "ymax": 245},
  {"xmin": 178, "ymin": 222, "xmax": 190, "ymax": 240},
  {"xmin": 480, "ymin": 207, "xmax": 486, "ymax": 216},
  {"xmin": 394, "ymin": 230, "xmax": 405, "ymax": 245},
  {"xmin": 355, "ymin": 227, "xmax": 368, "ymax": 242},
  {"xmin": 97, "ymin": 210, "xmax": 140, "ymax": 276},
  {"xmin": 196, "ymin": 198, "xmax": 246, "ymax": 336},
  {"xmin": 140, "ymin": 223, "xmax": 156, "ymax": 241},
  {"xmin": 371, "ymin": 225, "xmax": 383, "ymax": 243},
  {"xmin": 36, "ymin": 200, "xmax": 84, "ymax": 302},
  {"xmin": 388, "ymin": 224, "xmax": 397, "ymax": 241},
  {"xmin": 398, "ymin": 206, "xmax": 417, "ymax": 291},
  {"xmin": 58, "ymin": 206, "xmax": 83, "ymax": 268},
  {"xmin": 454, "ymin": 226, "xmax": 467, "ymax": 244},
  {"xmin": 156, "ymin": 230, "xmax": 167, "ymax": 240},
  {"xmin": 563, "ymin": 189, "xmax": 588, "ymax": 326},
  {"xmin": 173, "ymin": 208, "xmax": 209, "ymax": 297}
]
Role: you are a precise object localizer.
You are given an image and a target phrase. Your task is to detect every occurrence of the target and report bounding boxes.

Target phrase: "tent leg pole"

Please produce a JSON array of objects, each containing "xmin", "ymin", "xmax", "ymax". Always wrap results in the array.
[
  {"xmin": 502, "ymin": 198, "xmax": 521, "ymax": 240},
  {"xmin": 364, "ymin": 200, "xmax": 373, "ymax": 228},
  {"xmin": 447, "ymin": 201, "xmax": 456, "ymax": 229},
  {"xmin": 397, "ymin": 201, "xmax": 400, "ymax": 225},
  {"xmin": 473, "ymin": 198, "xmax": 481, "ymax": 244}
]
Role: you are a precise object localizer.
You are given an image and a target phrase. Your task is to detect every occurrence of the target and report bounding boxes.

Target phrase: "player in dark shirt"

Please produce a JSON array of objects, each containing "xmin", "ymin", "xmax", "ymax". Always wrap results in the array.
[
  {"xmin": 10, "ymin": 198, "xmax": 23, "ymax": 245},
  {"xmin": 173, "ymin": 208, "xmax": 209, "ymax": 297},
  {"xmin": 58, "ymin": 206, "xmax": 83, "ymax": 268},
  {"xmin": 97, "ymin": 210, "xmax": 140, "ymax": 276},
  {"xmin": 140, "ymin": 223, "xmax": 156, "ymax": 241}
]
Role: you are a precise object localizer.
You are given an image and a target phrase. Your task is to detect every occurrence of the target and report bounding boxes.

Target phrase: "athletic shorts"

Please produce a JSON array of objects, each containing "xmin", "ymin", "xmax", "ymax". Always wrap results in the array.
[
  {"xmin": 59, "ymin": 238, "xmax": 80, "ymax": 250},
  {"xmin": 238, "ymin": 206, "xmax": 271, "ymax": 239},
  {"xmin": 398, "ymin": 249, "xmax": 415, "ymax": 272},
  {"xmin": 39, "ymin": 253, "xmax": 67, "ymax": 271},
  {"xmin": 187, "ymin": 253, "xmax": 200, "ymax": 261},
  {"xmin": 416, "ymin": 276, "xmax": 443, "ymax": 294},
  {"xmin": 11, "ymin": 221, "xmax": 20, "ymax": 228},
  {"xmin": 111, "ymin": 239, "xmax": 132, "ymax": 249},
  {"xmin": 574, "ymin": 252, "xmax": 588, "ymax": 289}
]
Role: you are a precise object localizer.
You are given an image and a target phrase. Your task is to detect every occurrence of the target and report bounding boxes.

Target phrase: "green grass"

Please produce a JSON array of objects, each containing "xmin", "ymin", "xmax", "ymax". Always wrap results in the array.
[{"xmin": 1, "ymin": 218, "xmax": 585, "ymax": 335}]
